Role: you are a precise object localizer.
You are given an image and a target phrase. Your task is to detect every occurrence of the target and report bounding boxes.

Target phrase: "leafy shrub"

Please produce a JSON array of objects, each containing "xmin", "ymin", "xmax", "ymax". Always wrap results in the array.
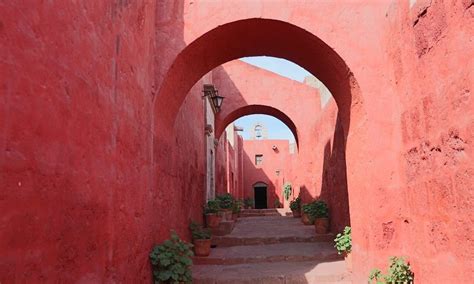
[
  {"xmin": 302, "ymin": 200, "xmax": 328, "ymax": 221},
  {"xmin": 216, "ymin": 193, "xmax": 234, "ymax": 209},
  {"xmin": 189, "ymin": 221, "xmax": 211, "ymax": 240},
  {"xmin": 368, "ymin": 256, "xmax": 414, "ymax": 284},
  {"xmin": 204, "ymin": 200, "xmax": 220, "ymax": 214},
  {"xmin": 243, "ymin": 198, "xmax": 254, "ymax": 208},
  {"xmin": 232, "ymin": 199, "xmax": 242, "ymax": 214},
  {"xmin": 289, "ymin": 196, "xmax": 301, "ymax": 211},
  {"xmin": 149, "ymin": 231, "xmax": 193, "ymax": 283},
  {"xmin": 334, "ymin": 226, "xmax": 351, "ymax": 254},
  {"xmin": 274, "ymin": 199, "xmax": 283, "ymax": 208},
  {"xmin": 282, "ymin": 182, "xmax": 292, "ymax": 201}
]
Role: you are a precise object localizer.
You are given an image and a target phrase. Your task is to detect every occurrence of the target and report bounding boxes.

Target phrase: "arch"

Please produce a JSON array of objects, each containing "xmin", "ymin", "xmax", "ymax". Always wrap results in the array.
[
  {"xmin": 253, "ymin": 182, "xmax": 268, "ymax": 187},
  {"xmin": 153, "ymin": 18, "xmax": 362, "ymax": 140},
  {"xmin": 215, "ymin": 105, "xmax": 299, "ymax": 148}
]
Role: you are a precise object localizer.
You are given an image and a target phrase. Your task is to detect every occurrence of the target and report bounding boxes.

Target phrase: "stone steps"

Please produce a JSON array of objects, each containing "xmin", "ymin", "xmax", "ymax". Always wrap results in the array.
[
  {"xmin": 192, "ymin": 260, "xmax": 351, "ymax": 284},
  {"xmin": 192, "ymin": 214, "xmax": 350, "ymax": 283},
  {"xmin": 193, "ymin": 242, "xmax": 342, "ymax": 265},
  {"xmin": 212, "ymin": 233, "xmax": 334, "ymax": 247}
]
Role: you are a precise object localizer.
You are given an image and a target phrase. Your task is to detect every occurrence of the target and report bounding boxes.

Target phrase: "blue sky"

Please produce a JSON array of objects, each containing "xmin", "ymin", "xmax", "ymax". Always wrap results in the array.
[{"xmin": 234, "ymin": 57, "xmax": 312, "ymax": 143}]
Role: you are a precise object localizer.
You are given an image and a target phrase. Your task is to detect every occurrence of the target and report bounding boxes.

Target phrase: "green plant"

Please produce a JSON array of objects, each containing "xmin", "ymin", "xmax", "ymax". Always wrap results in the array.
[
  {"xmin": 368, "ymin": 268, "xmax": 383, "ymax": 284},
  {"xmin": 368, "ymin": 257, "xmax": 414, "ymax": 284},
  {"xmin": 302, "ymin": 200, "xmax": 328, "ymax": 222},
  {"xmin": 243, "ymin": 198, "xmax": 254, "ymax": 208},
  {"xmin": 232, "ymin": 199, "xmax": 242, "ymax": 214},
  {"xmin": 204, "ymin": 200, "xmax": 220, "ymax": 214},
  {"xmin": 189, "ymin": 221, "xmax": 211, "ymax": 240},
  {"xmin": 274, "ymin": 199, "xmax": 283, "ymax": 208},
  {"xmin": 289, "ymin": 196, "xmax": 301, "ymax": 211},
  {"xmin": 334, "ymin": 226, "xmax": 352, "ymax": 254},
  {"xmin": 216, "ymin": 193, "xmax": 234, "ymax": 209},
  {"xmin": 282, "ymin": 182, "xmax": 292, "ymax": 201},
  {"xmin": 385, "ymin": 257, "xmax": 414, "ymax": 283},
  {"xmin": 149, "ymin": 231, "xmax": 193, "ymax": 283}
]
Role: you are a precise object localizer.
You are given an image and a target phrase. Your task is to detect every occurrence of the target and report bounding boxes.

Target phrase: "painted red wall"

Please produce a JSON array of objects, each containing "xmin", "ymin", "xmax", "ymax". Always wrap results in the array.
[{"xmin": 242, "ymin": 139, "xmax": 295, "ymax": 209}]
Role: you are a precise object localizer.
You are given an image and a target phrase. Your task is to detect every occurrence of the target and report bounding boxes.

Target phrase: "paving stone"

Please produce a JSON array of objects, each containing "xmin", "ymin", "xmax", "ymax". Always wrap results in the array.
[
  {"xmin": 192, "ymin": 260, "xmax": 350, "ymax": 283},
  {"xmin": 194, "ymin": 213, "xmax": 350, "ymax": 283},
  {"xmin": 193, "ymin": 242, "xmax": 342, "ymax": 265}
]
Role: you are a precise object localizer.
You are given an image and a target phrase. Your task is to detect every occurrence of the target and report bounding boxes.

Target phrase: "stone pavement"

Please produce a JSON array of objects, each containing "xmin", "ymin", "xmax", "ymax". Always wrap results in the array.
[{"xmin": 192, "ymin": 210, "xmax": 351, "ymax": 283}]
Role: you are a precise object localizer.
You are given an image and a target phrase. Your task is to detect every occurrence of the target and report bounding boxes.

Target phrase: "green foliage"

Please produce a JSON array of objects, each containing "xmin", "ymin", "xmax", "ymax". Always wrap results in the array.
[
  {"xmin": 302, "ymin": 200, "xmax": 328, "ymax": 221},
  {"xmin": 282, "ymin": 182, "xmax": 292, "ymax": 201},
  {"xmin": 274, "ymin": 199, "xmax": 283, "ymax": 208},
  {"xmin": 334, "ymin": 226, "xmax": 352, "ymax": 254},
  {"xmin": 385, "ymin": 257, "xmax": 414, "ymax": 283},
  {"xmin": 216, "ymin": 193, "xmax": 234, "ymax": 209},
  {"xmin": 289, "ymin": 196, "xmax": 301, "ymax": 211},
  {"xmin": 189, "ymin": 221, "xmax": 211, "ymax": 240},
  {"xmin": 149, "ymin": 231, "xmax": 193, "ymax": 284},
  {"xmin": 232, "ymin": 199, "xmax": 242, "ymax": 214},
  {"xmin": 368, "ymin": 257, "xmax": 414, "ymax": 284},
  {"xmin": 243, "ymin": 198, "xmax": 254, "ymax": 208},
  {"xmin": 204, "ymin": 200, "xmax": 220, "ymax": 214},
  {"xmin": 368, "ymin": 268, "xmax": 383, "ymax": 284}
]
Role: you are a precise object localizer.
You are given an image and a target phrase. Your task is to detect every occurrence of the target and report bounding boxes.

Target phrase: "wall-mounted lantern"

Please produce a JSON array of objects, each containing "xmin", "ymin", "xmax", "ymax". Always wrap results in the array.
[{"xmin": 203, "ymin": 84, "xmax": 224, "ymax": 113}]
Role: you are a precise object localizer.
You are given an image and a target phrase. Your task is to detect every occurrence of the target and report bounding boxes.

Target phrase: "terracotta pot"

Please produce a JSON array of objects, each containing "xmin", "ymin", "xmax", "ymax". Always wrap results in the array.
[
  {"xmin": 292, "ymin": 210, "xmax": 301, "ymax": 218},
  {"xmin": 231, "ymin": 213, "xmax": 238, "ymax": 221},
  {"xmin": 301, "ymin": 213, "xmax": 313, "ymax": 225},
  {"xmin": 205, "ymin": 213, "xmax": 221, "ymax": 228},
  {"xmin": 193, "ymin": 239, "xmax": 211, "ymax": 257},
  {"xmin": 314, "ymin": 217, "xmax": 329, "ymax": 234},
  {"xmin": 219, "ymin": 209, "xmax": 232, "ymax": 221},
  {"xmin": 344, "ymin": 251, "xmax": 352, "ymax": 272}
]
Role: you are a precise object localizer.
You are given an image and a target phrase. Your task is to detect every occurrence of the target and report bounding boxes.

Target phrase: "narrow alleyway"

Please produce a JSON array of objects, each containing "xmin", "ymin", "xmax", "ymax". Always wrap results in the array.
[{"xmin": 193, "ymin": 209, "xmax": 351, "ymax": 283}]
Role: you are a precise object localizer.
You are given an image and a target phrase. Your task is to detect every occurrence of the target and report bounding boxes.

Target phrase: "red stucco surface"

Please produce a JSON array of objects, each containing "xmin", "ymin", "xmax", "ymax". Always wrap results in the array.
[
  {"xmin": 242, "ymin": 139, "xmax": 295, "ymax": 209},
  {"xmin": 1, "ymin": 0, "xmax": 473, "ymax": 283}
]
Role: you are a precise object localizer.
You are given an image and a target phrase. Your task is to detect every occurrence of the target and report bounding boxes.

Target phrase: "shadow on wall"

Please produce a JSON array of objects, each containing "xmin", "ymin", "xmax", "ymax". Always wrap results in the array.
[{"xmin": 297, "ymin": 112, "xmax": 350, "ymax": 234}]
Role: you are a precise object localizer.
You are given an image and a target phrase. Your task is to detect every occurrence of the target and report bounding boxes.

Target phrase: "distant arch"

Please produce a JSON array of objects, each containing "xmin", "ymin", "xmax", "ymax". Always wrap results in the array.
[{"xmin": 215, "ymin": 105, "xmax": 299, "ymax": 149}]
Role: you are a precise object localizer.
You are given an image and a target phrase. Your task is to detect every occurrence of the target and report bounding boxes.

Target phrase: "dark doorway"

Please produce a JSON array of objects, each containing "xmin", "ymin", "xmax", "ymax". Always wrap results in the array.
[{"xmin": 254, "ymin": 186, "xmax": 267, "ymax": 209}]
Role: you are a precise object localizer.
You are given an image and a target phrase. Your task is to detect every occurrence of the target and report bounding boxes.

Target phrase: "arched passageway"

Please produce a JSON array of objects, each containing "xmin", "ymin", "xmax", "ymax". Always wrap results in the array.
[{"xmin": 154, "ymin": 18, "xmax": 360, "ymax": 234}]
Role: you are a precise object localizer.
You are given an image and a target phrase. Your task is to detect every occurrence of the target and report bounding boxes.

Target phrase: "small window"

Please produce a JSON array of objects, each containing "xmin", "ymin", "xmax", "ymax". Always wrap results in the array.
[{"xmin": 255, "ymin": 154, "xmax": 263, "ymax": 165}]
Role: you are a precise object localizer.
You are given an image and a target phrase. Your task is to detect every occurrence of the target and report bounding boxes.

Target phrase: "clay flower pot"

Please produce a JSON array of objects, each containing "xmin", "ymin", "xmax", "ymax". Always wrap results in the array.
[
  {"xmin": 231, "ymin": 213, "xmax": 238, "ymax": 221},
  {"xmin": 314, "ymin": 217, "xmax": 329, "ymax": 234},
  {"xmin": 193, "ymin": 239, "xmax": 211, "ymax": 257},
  {"xmin": 301, "ymin": 213, "xmax": 313, "ymax": 225},
  {"xmin": 219, "ymin": 209, "xmax": 232, "ymax": 221},
  {"xmin": 205, "ymin": 213, "xmax": 221, "ymax": 228},
  {"xmin": 344, "ymin": 251, "xmax": 352, "ymax": 272},
  {"xmin": 292, "ymin": 210, "xmax": 301, "ymax": 218}
]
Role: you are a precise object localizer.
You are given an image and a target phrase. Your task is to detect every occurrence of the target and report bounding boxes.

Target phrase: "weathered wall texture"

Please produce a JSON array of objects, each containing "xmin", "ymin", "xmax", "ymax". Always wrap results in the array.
[{"xmin": 0, "ymin": 1, "xmax": 159, "ymax": 282}]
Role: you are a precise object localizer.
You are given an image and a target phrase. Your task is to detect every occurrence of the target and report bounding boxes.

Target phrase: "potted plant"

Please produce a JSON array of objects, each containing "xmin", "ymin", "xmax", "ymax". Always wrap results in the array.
[
  {"xmin": 149, "ymin": 231, "xmax": 193, "ymax": 283},
  {"xmin": 243, "ymin": 197, "xmax": 254, "ymax": 209},
  {"xmin": 231, "ymin": 199, "xmax": 242, "ymax": 220},
  {"xmin": 204, "ymin": 200, "xmax": 221, "ymax": 228},
  {"xmin": 368, "ymin": 256, "xmax": 414, "ymax": 284},
  {"xmin": 282, "ymin": 182, "xmax": 292, "ymax": 202},
  {"xmin": 189, "ymin": 221, "xmax": 212, "ymax": 257},
  {"xmin": 274, "ymin": 199, "xmax": 283, "ymax": 208},
  {"xmin": 289, "ymin": 196, "xmax": 301, "ymax": 218},
  {"xmin": 216, "ymin": 193, "xmax": 234, "ymax": 220},
  {"xmin": 301, "ymin": 203, "xmax": 315, "ymax": 225},
  {"xmin": 334, "ymin": 226, "xmax": 352, "ymax": 271},
  {"xmin": 312, "ymin": 200, "xmax": 329, "ymax": 234}
]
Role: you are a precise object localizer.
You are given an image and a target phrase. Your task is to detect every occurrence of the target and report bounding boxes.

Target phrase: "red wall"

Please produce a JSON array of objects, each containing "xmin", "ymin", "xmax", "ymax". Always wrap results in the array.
[
  {"xmin": 1, "ymin": 1, "xmax": 473, "ymax": 283},
  {"xmin": 242, "ymin": 140, "xmax": 295, "ymax": 209}
]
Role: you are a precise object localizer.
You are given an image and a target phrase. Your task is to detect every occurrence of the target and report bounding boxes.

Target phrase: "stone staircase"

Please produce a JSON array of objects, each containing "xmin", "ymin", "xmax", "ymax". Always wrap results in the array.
[{"xmin": 192, "ymin": 210, "xmax": 351, "ymax": 283}]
